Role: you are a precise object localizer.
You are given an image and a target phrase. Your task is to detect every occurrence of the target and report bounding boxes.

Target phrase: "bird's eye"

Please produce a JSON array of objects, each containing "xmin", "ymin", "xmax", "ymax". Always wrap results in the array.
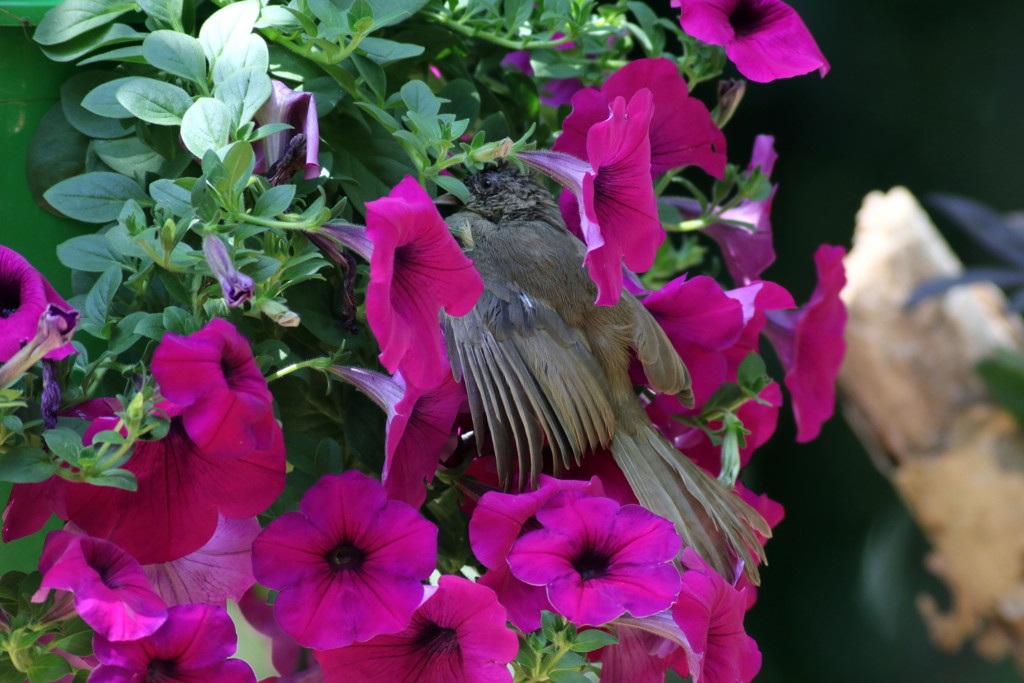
[{"xmin": 480, "ymin": 176, "xmax": 493, "ymax": 189}]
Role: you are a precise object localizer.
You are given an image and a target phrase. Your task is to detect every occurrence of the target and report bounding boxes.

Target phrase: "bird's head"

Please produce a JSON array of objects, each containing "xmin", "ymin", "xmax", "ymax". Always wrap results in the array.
[{"xmin": 463, "ymin": 161, "xmax": 558, "ymax": 223}]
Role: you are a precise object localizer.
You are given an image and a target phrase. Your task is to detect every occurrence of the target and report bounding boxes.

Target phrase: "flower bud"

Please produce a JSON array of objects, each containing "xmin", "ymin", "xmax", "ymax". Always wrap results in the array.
[
  {"xmin": 203, "ymin": 233, "xmax": 254, "ymax": 308},
  {"xmin": 712, "ymin": 79, "xmax": 746, "ymax": 129}
]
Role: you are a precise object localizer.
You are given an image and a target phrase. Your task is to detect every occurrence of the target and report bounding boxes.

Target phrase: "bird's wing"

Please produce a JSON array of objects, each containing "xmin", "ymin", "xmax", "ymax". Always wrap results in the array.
[
  {"xmin": 444, "ymin": 287, "xmax": 617, "ymax": 489},
  {"xmin": 623, "ymin": 295, "xmax": 695, "ymax": 407}
]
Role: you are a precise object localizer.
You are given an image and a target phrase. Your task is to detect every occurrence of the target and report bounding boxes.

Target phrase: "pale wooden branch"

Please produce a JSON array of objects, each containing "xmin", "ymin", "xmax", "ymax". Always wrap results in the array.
[{"xmin": 839, "ymin": 187, "xmax": 1024, "ymax": 670}]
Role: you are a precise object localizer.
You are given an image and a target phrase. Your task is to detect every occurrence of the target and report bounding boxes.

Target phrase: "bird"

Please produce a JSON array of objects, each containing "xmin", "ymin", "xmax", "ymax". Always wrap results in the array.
[{"xmin": 442, "ymin": 162, "xmax": 770, "ymax": 583}]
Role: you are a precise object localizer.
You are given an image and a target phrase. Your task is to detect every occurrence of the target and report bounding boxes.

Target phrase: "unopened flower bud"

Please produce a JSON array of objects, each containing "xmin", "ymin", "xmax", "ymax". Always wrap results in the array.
[
  {"xmin": 259, "ymin": 299, "xmax": 300, "ymax": 327},
  {"xmin": 0, "ymin": 304, "xmax": 79, "ymax": 389},
  {"xmin": 712, "ymin": 79, "xmax": 746, "ymax": 129},
  {"xmin": 203, "ymin": 233, "xmax": 255, "ymax": 308},
  {"xmin": 471, "ymin": 137, "xmax": 513, "ymax": 163}
]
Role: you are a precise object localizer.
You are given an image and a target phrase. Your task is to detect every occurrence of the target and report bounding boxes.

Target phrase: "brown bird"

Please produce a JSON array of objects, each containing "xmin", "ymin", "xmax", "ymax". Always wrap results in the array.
[{"xmin": 443, "ymin": 163, "xmax": 770, "ymax": 583}]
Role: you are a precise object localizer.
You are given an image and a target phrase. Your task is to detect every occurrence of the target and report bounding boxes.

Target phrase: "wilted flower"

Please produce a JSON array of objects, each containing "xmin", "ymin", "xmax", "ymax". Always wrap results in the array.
[
  {"xmin": 673, "ymin": 0, "xmax": 829, "ymax": 83},
  {"xmin": 764, "ymin": 244, "xmax": 847, "ymax": 442},
  {"xmin": 0, "ymin": 304, "xmax": 78, "ymax": 389},
  {"xmin": 90, "ymin": 603, "xmax": 257, "ymax": 683},
  {"xmin": 151, "ymin": 318, "xmax": 277, "ymax": 459},
  {"xmin": 32, "ymin": 530, "xmax": 168, "ymax": 641},
  {"xmin": 251, "ymin": 471, "xmax": 438, "ymax": 650},
  {"xmin": 364, "ymin": 175, "xmax": 484, "ymax": 388},
  {"xmin": 315, "ymin": 575, "xmax": 518, "ymax": 683},
  {"xmin": 254, "ymin": 80, "xmax": 320, "ymax": 182},
  {"xmin": 203, "ymin": 233, "xmax": 254, "ymax": 308},
  {"xmin": 518, "ymin": 89, "xmax": 661, "ymax": 305},
  {"xmin": 331, "ymin": 366, "xmax": 464, "ymax": 508},
  {"xmin": 507, "ymin": 491, "xmax": 682, "ymax": 626}
]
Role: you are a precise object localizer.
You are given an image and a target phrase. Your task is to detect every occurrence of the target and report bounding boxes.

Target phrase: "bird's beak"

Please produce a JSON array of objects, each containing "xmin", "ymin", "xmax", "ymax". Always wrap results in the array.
[{"xmin": 434, "ymin": 192, "xmax": 462, "ymax": 206}]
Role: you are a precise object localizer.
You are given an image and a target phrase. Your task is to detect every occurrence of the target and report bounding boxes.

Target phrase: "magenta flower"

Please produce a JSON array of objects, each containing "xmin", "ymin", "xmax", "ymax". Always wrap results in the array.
[
  {"xmin": 315, "ymin": 575, "xmax": 518, "ymax": 683},
  {"xmin": 2, "ymin": 473, "xmax": 68, "ymax": 542},
  {"xmin": 152, "ymin": 318, "xmax": 277, "ymax": 459},
  {"xmin": 591, "ymin": 627, "xmax": 674, "ymax": 683},
  {"xmin": 203, "ymin": 233, "xmax": 254, "ymax": 308},
  {"xmin": 64, "ymin": 405, "xmax": 285, "ymax": 564},
  {"xmin": 556, "ymin": 58, "xmax": 726, "ymax": 178},
  {"xmin": 704, "ymin": 135, "xmax": 779, "ymax": 285},
  {"xmin": 0, "ymin": 246, "xmax": 76, "ymax": 362},
  {"xmin": 641, "ymin": 274, "xmax": 745, "ymax": 407},
  {"xmin": 251, "ymin": 471, "xmax": 438, "ymax": 650},
  {"xmin": 332, "ymin": 366, "xmax": 464, "ymax": 507},
  {"xmin": 764, "ymin": 245, "xmax": 847, "ymax": 442},
  {"xmin": 238, "ymin": 587, "xmax": 306, "ymax": 679},
  {"xmin": 91, "ymin": 603, "xmax": 256, "ymax": 683},
  {"xmin": 671, "ymin": 547, "xmax": 761, "ymax": 683},
  {"xmin": 32, "ymin": 530, "xmax": 168, "ymax": 641},
  {"xmin": 469, "ymin": 476, "xmax": 604, "ymax": 631},
  {"xmin": 508, "ymin": 491, "xmax": 681, "ymax": 626},
  {"xmin": 673, "ymin": 0, "xmax": 829, "ymax": 83},
  {"xmin": 254, "ymin": 79, "xmax": 320, "ymax": 181},
  {"xmin": 364, "ymin": 175, "xmax": 484, "ymax": 388},
  {"xmin": 519, "ymin": 89, "xmax": 662, "ymax": 305},
  {"xmin": 144, "ymin": 516, "xmax": 261, "ymax": 605}
]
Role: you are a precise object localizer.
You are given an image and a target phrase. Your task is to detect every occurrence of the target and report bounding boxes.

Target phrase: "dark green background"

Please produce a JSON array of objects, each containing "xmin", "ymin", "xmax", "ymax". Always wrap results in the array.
[{"xmin": 3, "ymin": 0, "xmax": 1023, "ymax": 681}]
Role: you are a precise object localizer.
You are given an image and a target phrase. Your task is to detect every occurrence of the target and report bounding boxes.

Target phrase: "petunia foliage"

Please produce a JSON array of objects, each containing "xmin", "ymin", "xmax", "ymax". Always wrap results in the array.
[{"xmin": 0, "ymin": 0, "xmax": 842, "ymax": 681}]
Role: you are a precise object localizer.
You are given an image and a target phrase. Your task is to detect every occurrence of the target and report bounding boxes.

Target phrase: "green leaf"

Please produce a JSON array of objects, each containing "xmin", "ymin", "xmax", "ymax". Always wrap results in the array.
[
  {"xmin": 43, "ymin": 428, "xmax": 84, "ymax": 462},
  {"xmin": 214, "ymin": 67, "xmax": 272, "ymax": 128},
  {"xmin": 57, "ymin": 234, "xmax": 127, "ymax": 271},
  {"xmin": 25, "ymin": 652, "xmax": 72, "ymax": 683},
  {"xmin": 34, "ymin": 0, "xmax": 136, "ymax": 46},
  {"xmin": 400, "ymin": 80, "xmax": 441, "ymax": 116},
  {"xmin": 504, "ymin": 0, "xmax": 532, "ymax": 31},
  {"xmin": 569, "ymin": 628, "xmax": 618, "ymax": 652},
  {"xmin": 439, "ymin": 78, "xmax": 480, "ymax": 126},
  {"xmin": 61, "ymin": 71, "xmax": 132, "ymax": 138},
  {"xmin": 26, "ymin": 105, "xmax": 89, "ymax": 212},
  {"xmin": 977, "ymin": 349, "xmax": 1024, "ymax": 431},
  {"xmin": 0, "ymin": 448, "xmax": 56, "ymax": 484},
  {"xmin": 81, "ymin": 265, "xmax": 123, "ymax": 339},
  {"xmin": 548, "ymin": 670, "xmax": 590, "ymax": 683},
  {"xmin": 180, "ymin": 97, "xmax": 233, "ymax": 157},
  {"xmin": 142, "ymin": 31, "xmax": 207, "ymax": 85},
  {"xmin": 253, "ymin": 184, "xmax": 296, "ymax": 217},
  {"xmin": 432, "ymin": 174, "xmax": 469, "ymax": 204},
  {"xmin": 351, "ymin": 53, "xmax": 386, "ymax": 100},
  {"xmin": 108, "ymin": 310, "xmax": 150, "ymax": 354},
  {"xmin": 149, "ymin": 178, "xmax": 194, "ymax": 216},
  {"xmin": 198, "ymin": 0, "xmax": 259, "ymax": 63},
  {"xmin": 736, "ymin": 351, "xmax": 771, "ymax": 396},
  {"xmin": 357, "ymin": 37, "xmax": 424, "ymax": 65},
  {"xmin": 163, "ymin": 306, "xmax": 198, "ymax": 335},
  {"xmin": 220, "ymin": 141, "xmax": 255, "ymax": 196},
  {"xmin": 136, "ymin": 0, "xmax": 183, "ymax": 27},
  {"xmin": 80, "ymin": 76, "xmax": 135, "ymax": 118},
  {"xmin": 306, "ymin": 0, "xmax": 350, "ymax": 33},
  {"xmin": 212, "ymin": 33, "xmax": 269, "ymax": 85},
  {"xmin": 85, "ymin": 468, "xmax": 138, "ymax": 491},
  {"xmin": 44, "ymin": 172, "xmax": 148, "ymax": 223},
  {"xmin": 91, "ymin": 137, "xmax": 167, "ymax": 181},
  {"xmin": 115, "ymin": 77, "xmax": 194, "ymax": 125},
  {"xmin": 38, "ymin": 22, "xmax": 142, "ymax": 63},
  {"xmin": 356, "ymin": 0, "xmax": 426, "ymax": 28},
  {"xmin": 78, "ymin": 44, "xmax": 146, "ymax": 65}
]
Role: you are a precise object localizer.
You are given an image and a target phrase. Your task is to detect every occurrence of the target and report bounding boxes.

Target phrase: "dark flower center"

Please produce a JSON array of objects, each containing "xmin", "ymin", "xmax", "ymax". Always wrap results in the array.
[
  {"xmin": 146, "ymin": 658, "xmax": 178, "ymax": 681},
  {"xmin": 328, "ymin": 542, "xmax": 366, "ymax": 571},
  {"xmin": 729, "ymin": 0, "xmax": 772, "ymax": 37},
  {"xmin": 0, "ymin": 280, "xmax": 21, "ymax": 318},
  {"xmin": 572, "ymin": 548, "xmax": 611, "ymax": 581},
  {"xmin": 413, "ymin": 619, "xmax": 460, "ymax": 656}
]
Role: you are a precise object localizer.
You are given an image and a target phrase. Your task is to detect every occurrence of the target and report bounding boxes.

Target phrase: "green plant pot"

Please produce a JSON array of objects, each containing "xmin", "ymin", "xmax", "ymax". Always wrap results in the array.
[{"xmin": 1, "ymin": 0, "xmax": 84, "ymax": 293}]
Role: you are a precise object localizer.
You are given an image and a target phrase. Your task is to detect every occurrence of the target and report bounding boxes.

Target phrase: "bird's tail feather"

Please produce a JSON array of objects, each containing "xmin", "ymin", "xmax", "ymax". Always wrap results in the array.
[{"xmin": 611, "ymin": 423, "xmax": 770, "ymax": 584}]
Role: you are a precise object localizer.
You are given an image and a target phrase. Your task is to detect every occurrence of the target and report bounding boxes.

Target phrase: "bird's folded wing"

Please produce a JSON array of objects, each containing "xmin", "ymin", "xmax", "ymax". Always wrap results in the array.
[{"xmin": 444, "ymin": 288, "xmax": 617, "ymax": 489}]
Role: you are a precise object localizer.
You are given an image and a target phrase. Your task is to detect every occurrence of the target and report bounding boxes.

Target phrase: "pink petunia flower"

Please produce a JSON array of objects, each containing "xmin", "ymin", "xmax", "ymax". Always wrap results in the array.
[
  {"xmin": 469, "ymin": 476, "xmax": 605, "ymax": 632},
  {"xmin": 670, "ymin": 547, "xmax": 761, "ymax": 683},
  {"xmin": 254, "ymin": 80, "xmax": 320, "ymax": 181},
  {"xmin": 331, "ymin": 366, "xmax": 464, "ymax": 508},
  {"xmin": 315, "ymin": 575, "xmax": 519, "ymax": 683},
  {"xmin": 507, "ymin": 491, "xmax": 681, "ymax": 626},
  {"xmin": 672, "ymin": 0, "xmax": 829, "ymax": 83},
  {"xmin": 591, "ymin": 627, "xmax": 675, "ymax": 683},
  {"xmin": 143, "ymin": 516, "xmax": 261, "ymax": 605},
  {"xmin": 519, "ymin": 89, "xmax": 662, "ymax": 305},
  {"xmin": 555, "ymin": 57, "xmax": 726, "ymax": 178},
  {"xmin": 64, "ymin": 405, "xmax": 285, "ymax": 564},
  {"xmin": 764, "ymin": 244, "xmax": 847, "ymax": 442},
  {"xmin": 641, "ymin": 274, "xmax": 745, "ymax": 407},
  {"xmin": 31, "ymin": 530, "xmax": 168, "ymax": 642},
  {"xmin": 364, "ymin": 175, "xmax": 484, "ymax": 388},
  {"xmin": 251, "ymin": 471, "xmax": 438, "ymax": 650},
  {"xmin": 152, "ymin": 318, "xmax": 277, "ymax": 459},
  {"xmin": 0, "ymin": 245, "xmax": 76, "ymax": 362},
  {"xmin": 90, "ymin": 603, "xmax": 257, "ymax": 683}
]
